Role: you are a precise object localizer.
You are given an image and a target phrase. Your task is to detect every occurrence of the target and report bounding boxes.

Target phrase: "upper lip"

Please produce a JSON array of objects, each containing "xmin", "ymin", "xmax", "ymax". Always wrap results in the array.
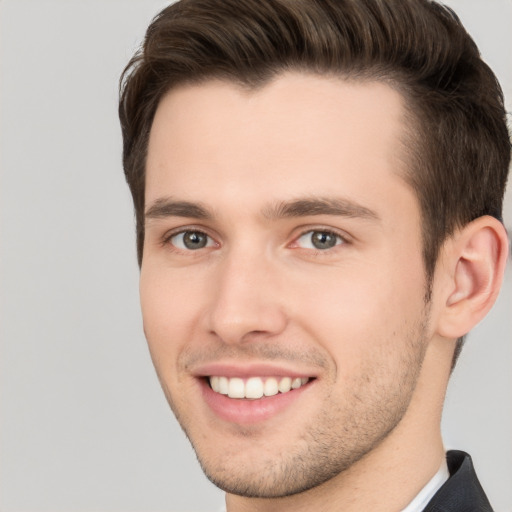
[{"xmin": 192, "ymin": 361, "xmax": 317, "ymax": 379}]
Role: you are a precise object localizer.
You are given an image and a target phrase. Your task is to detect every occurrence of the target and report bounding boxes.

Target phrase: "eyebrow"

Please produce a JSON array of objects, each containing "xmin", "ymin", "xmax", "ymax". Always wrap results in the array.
[
  {"xmin": 144, "ymin": 196, "xmax": 380, "ymax": 223},
  {"xmin": 262, "ymin": 197, "xmax": 380, "ymax": 221},
  {"xmin": 145, "ymin": 198, "xmax": 212, "ymax": 220}
]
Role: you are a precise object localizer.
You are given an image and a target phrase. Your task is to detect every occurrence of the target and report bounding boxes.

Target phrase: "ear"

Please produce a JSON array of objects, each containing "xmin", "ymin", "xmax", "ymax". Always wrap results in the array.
[{"xmin": 436, "ymin": 216, "xmax": 509, "ymax": 339}]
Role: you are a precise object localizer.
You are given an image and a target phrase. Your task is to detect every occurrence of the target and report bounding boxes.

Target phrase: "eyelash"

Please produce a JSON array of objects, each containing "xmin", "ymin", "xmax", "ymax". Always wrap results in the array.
[
  {"xmin": 161, "ymin": 227, "xmax": 349, "ymax": 254},
  {"xmin": 292, "ymin": 229, "xmax": 347, "ymax": 251},
  {"xmin": 162, "ymin": 228, "xmax": 216, "ymax": 251}
]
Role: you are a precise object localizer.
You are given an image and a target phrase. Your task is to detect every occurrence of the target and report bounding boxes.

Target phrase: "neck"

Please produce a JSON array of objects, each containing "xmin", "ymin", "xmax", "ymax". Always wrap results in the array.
[{"xmin": 226, "ymin": 338, "xmax": 452, "ymax": 512}]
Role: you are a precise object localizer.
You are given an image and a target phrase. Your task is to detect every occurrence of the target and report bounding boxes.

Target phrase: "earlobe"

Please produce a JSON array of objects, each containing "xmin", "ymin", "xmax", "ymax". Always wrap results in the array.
[{"xmin": 437, "ymin": 216, "xmax": 509, "ymax": 339}]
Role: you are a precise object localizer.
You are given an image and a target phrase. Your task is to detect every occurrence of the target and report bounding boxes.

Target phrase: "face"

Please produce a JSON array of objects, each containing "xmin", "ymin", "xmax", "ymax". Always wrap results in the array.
[{"xmin": 141, "ymin": 73, "xmax": 431, "ymax": 498}]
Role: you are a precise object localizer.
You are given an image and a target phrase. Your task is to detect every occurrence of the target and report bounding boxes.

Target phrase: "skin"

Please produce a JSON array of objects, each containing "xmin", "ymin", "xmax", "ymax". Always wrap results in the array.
[{"xmin": 140, "ymin": 73, "xmax": 507, "ymax": 511}]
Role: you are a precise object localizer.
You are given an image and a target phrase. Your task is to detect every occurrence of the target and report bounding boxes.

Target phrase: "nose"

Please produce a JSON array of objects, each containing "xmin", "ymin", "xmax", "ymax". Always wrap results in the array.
[{"xmin": 206, "ymin": 249, "xmax": 288, "ymax": 345}]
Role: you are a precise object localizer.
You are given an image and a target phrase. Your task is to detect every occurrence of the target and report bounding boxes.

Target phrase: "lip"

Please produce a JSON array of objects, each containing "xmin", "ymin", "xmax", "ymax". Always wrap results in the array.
[
  {"xmin": 192, "ymin": 361, "xmax": 315, "ymax": 379},
  {"xmin": 199, "ymin": 377, "xmax": 312, "ymax": 425},
  {"xmin": 193, "ymin": 362, "xmax": 316, "ymax": 425}
]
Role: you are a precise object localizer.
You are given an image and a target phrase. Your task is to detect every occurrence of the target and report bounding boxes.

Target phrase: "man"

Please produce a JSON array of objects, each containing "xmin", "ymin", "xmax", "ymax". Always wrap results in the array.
[{"xmin": 118, "ymin": 0, "xmax": 510, "ymax": 510}]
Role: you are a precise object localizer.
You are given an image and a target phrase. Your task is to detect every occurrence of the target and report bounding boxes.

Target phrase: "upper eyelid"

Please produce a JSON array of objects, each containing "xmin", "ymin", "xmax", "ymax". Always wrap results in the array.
[
  {"xmin": 158, "ymin": 224, "xmax": 353, "ymax": 248},
  {"xmin": 292, "ymin": 231, "xmax": 345, "ymax": 249},
  {"xmin": 298, "ymin": 229, "xmax": 345, "ymax": 239},
  {"xmin": 161, "ymin": 226, "xmax": 219, "ymax": 250},
  {"xmin": 163, "ymin": 225, "xmax": 215, "ymax": 239},
  {"xmin": 291, "ymin": 225, "xmax": 352, "ymax": 243}
]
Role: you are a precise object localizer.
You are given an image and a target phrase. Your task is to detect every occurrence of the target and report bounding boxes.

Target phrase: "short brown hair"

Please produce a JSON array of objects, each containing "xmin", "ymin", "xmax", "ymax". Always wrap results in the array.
[{"xmin": 119, "ymin": 0, "xmax": 510, "ymax": 323}]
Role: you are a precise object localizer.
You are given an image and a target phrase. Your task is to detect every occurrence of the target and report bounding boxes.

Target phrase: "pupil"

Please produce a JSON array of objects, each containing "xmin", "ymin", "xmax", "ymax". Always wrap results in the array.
[
  {"xmin": 312, "ymin": 231, "xmax": 337, "ymax": 249},
  {"xmin": 184, "ymin": 231, "xmax": 207, "ymax": 249}
]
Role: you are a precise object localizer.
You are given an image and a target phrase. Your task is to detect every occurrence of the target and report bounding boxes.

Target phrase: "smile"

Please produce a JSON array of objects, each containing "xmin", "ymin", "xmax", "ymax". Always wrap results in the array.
[{"xmin": 209, "ymin": 376, "xmax": 310, "ymax": 399}]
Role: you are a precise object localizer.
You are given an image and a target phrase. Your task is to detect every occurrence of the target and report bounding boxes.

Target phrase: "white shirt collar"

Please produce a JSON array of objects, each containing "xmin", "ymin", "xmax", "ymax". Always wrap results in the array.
[{"xmin": 400, "ymin": 458, "xmax": 450, "ymax": 512}]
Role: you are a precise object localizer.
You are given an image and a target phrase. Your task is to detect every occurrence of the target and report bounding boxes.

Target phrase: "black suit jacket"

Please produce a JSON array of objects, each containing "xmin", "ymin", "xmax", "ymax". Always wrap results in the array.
[{"xmin": 423, "ymin": 451, "xmax": 493, "ymax": 511}]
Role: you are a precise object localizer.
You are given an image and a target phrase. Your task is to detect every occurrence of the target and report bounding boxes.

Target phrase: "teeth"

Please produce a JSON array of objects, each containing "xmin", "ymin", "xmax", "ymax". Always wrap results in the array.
[
  {"xmin": 218, "ymin": 376, "xmax": 229, "ymax": 395},
  {"xmin": 278, "ymin": 377, "xmax": 292, "ymax": 393},
  {"xmin": 210, "ymin": 376, "xmax": 220, "ymax": 392},
  {"xmin": 228, "ymin": 378, "xmax": 245, "ymax": 398},
  {"xmin": 209, "ymin": 376, "xmax": 310, "ymax": 399},
  {"xmin": 264, "ymin": 378, "xmax": 279, "ymax": 397},
  {"xmin": 245, "ymin": 377, "xmax": 264, "ymax": 399}
]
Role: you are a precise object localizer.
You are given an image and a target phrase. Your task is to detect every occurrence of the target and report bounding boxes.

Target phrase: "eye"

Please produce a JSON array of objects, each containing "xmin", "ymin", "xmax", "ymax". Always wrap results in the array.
[
  {"xmin": 168, "ymin": 230, "xmax": 215, "ymax": 250},
  {"xmin": 295, "ymin": 230, "xmax": 344, "ymax": 250}
]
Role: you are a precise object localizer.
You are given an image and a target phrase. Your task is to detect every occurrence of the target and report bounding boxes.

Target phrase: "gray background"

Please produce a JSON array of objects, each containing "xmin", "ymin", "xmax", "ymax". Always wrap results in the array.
[{"xmin": 0, "ymin": 1, "xmax": 510, "ymax": 511}]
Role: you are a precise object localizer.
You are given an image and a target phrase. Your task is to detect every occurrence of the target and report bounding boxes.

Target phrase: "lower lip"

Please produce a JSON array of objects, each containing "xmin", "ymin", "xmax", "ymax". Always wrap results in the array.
[{"xmin": 200, "ymin": 379, "xmax": 312, "ymax": 425}]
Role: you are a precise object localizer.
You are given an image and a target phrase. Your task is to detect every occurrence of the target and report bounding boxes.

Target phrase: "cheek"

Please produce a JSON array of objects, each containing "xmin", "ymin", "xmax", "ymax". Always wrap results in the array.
[
  {"xmin": 289, "ymin": 257, "xmax": 427, "ymax": 362},
  {"xmin": 139, "ymin": 266, "xmax": 206, "ymax": 368}
]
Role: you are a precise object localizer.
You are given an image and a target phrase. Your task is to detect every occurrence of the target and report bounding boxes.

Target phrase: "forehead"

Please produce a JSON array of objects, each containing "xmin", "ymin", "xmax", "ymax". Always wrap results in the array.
[{"xmin": 146, "ymin": 73, "xmax": 413, "ymax": 219}]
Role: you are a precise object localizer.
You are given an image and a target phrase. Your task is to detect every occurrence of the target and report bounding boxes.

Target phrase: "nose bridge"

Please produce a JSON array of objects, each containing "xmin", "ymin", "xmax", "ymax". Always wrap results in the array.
[{"xmin": 207, "ymin": 243, "xmax": 287, "ymax": 344}]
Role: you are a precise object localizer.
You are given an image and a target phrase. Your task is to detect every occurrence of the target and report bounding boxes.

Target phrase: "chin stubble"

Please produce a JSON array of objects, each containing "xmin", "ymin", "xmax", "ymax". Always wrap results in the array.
[{"xmin": 156, "ymin": 308, "xmax": 431, "ymax": 499}]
